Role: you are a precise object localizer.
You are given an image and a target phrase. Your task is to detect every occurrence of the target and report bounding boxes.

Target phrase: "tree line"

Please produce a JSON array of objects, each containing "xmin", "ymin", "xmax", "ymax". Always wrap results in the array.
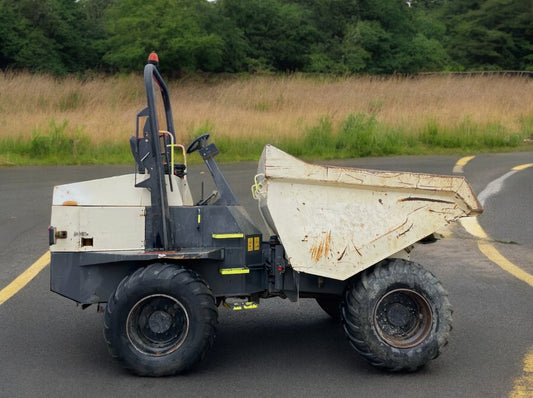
[{"xmin": 1, "ymin": 0, "xmax": 531, "ymax": 76}]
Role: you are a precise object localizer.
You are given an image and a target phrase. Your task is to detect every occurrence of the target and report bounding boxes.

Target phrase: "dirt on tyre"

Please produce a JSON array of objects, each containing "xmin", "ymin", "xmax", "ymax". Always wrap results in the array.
[
  {"xmin": 342, "ymin": 258, "xmax": 452, "ymax": 372},
  {"xmin": 104, "ymin": 263, "xmax": 218, "ymax": 376}
]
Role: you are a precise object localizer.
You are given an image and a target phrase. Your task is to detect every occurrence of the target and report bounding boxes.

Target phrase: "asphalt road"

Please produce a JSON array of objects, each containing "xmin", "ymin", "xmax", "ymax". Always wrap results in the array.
[{"xmin": 0, "ymin": 151, "xmax": 532, "ymax": 398}]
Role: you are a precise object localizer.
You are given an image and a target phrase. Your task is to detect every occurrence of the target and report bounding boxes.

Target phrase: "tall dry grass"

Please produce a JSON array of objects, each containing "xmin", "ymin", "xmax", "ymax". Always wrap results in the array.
[{"xmin": 1, "ymin": 71, "xmax": 532, "ymax": 145}]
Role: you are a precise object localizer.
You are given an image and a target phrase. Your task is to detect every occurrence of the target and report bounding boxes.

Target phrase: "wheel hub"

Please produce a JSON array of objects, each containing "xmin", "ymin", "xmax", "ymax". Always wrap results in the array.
[
  {"xmin": 374, "ymin": 288, "xmax": 433, "ymax": 348},
  {"xmin": 126, "ymin": 294, "xmax": 190, "ymax": 356},
  {"xmin": 386, "ymin": 302, "xmax": 412, "ymax": 328},
  {"xmin": 148, "ymin": 310, "xmax": 173, "ymax": 334}
]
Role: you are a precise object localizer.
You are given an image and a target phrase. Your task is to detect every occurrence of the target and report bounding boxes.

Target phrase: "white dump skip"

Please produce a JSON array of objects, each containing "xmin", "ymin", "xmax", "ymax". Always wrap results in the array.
[{"xmin": 254, "ymin": 145, "xmax": 482, "ymax": 281}]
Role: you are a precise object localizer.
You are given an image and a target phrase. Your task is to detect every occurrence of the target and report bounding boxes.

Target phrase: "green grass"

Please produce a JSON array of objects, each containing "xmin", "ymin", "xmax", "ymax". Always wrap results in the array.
[
  {"xmin": 207, "ymin": 112, "xmax": 531, "ymax": 162},
  {"xmin": 1, "ymin": 113, "xmax": 530, "ymax": 166},
  {"xmin": 419, "ymin": 117, "xmax": 523, "ymax": 149},
  {"xmin": 0, "ymin": 119, "xmax": 131, "ymax": 166}
]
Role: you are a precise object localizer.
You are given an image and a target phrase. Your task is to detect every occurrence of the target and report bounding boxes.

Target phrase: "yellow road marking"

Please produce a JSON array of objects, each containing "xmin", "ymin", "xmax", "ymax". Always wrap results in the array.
[
  {"xmin": 0, "ymin": 251, "xmax": 50, "ymax": 306},
  {"xmin": 478, "ymin": 242, "xmax": 533, "ymax": 287},
  {"xmin": 461, "ymin": 215, "xmax": 533, "ymax": 288},
  {"xmin": 456, "ymin": 155, "xmax": 476, "ymax": 167},
  {"xmin": 461, "ymin": 220, "xmax": 533, "ymax": 398},
  {"xmin": 460, "ymin": 217, "xmax": 489, "ymax": 239},
  {"xmin": 461, "ymin": 163, "xmax": 533, "ymax": 398},
  {"xmin": 510, "ymin": 348, "xmax": 533, "ymax": 398},
  {"xmin": 512, "ymin": 163, "xmax": 533, "ymax": 171},
  {"xmin": 453, "ymin": 155, "xmax": 476, "ymax": 173}
]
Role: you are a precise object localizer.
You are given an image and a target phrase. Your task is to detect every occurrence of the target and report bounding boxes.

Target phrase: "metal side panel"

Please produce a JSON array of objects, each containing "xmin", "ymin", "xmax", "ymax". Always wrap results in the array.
[
  {"xmin": 50, "ymin": 252, "xmax": 144, "ymax": 303},
  {"xmin": 50, "ymin": 206, "xmax": 145, "ymax": 252},
  {"xmin": 49, "ymin": 249, "xmax": 260, "ymax": 304},
  {"xmin": 53, "ymin": 174, "xmax": 150, "ymax": 206},
  {"xmin": 52, "ymin": 173, "xmax": 190, "ymax": 207}
]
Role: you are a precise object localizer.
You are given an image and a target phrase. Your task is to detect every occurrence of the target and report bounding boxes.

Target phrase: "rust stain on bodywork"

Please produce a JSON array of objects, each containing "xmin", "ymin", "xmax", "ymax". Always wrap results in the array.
[
  {"xmin": 310, "ymin": 231, "xmax": 332, "ymax": 262},
  {"xmin": 337, "ymin": 247, "xmax": 347, "ymax": 261}
]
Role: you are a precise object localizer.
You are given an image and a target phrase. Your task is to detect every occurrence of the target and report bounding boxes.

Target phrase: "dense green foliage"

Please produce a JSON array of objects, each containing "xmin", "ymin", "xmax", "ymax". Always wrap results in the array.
[{"xmin": 0, "ymin": 0, "xmax": 531, "ymax": 75}]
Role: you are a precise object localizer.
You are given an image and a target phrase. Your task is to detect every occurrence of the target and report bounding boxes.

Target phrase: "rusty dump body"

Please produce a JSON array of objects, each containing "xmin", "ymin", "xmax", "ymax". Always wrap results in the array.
[{"xmin": 254, "ymin": 145, "xmax": 482, "ymax": 281}]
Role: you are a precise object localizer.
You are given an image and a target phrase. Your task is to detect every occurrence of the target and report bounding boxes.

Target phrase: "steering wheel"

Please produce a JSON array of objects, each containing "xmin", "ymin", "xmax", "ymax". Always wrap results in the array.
[{"xmin": 186, "ymin": 133, "xmax": 210, "ymax": 154}]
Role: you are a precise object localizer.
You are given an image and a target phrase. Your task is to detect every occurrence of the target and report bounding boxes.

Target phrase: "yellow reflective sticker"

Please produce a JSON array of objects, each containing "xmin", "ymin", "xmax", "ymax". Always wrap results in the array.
[
  {"xmin": 212, "ymin": 233, "xmax": 244, "ymax": 239},
  {"xmin": 219, "ymin": 268, "xmax": 250, "ymax": 275}
]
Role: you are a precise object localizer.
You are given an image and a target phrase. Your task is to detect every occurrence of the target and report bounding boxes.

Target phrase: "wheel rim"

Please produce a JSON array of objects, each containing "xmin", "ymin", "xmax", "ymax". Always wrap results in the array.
[
  {"xmin": 126, "ymin": 294, "xmax": 189, "ymax": 356},
  {"xmin": 373, "ymin": 288, "xmax": 433, "ymax": 348}
]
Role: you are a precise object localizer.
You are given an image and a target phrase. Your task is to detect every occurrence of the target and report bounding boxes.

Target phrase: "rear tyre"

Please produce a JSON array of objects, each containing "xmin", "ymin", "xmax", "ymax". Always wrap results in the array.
[
  {"xmin": 342, "ymin": 259, "xmax": 452, "ymax": 371},
  {"xmin": 104, "ymin": 264, "xmax": 217, "ymax": 376}
]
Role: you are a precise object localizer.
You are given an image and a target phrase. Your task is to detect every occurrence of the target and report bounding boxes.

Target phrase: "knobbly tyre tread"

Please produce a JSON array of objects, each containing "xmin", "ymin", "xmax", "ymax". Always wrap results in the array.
[
  {"xmin": 341, "ymin": 259, "xmax": 453, "ymax": 372},
  {"xmin": 104, "ymin": 263, "xmax": 218, "ymax": 376}
]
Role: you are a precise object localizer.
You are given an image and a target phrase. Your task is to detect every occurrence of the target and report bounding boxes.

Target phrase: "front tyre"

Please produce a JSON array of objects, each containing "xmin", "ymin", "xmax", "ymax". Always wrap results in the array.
[
  {"xmin": 104, "ymin": 264, "xmax": 217, "ymax": 376},
  {"xmin": 342, "ymin": 259, "xmax": 452, "ymax": 371}
]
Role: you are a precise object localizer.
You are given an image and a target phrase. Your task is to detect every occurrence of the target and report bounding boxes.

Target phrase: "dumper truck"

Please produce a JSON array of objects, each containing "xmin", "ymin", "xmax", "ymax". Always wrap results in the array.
[{"xmin": 49, "ymin": 53, "xmax": 482, "ymax": 376}]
